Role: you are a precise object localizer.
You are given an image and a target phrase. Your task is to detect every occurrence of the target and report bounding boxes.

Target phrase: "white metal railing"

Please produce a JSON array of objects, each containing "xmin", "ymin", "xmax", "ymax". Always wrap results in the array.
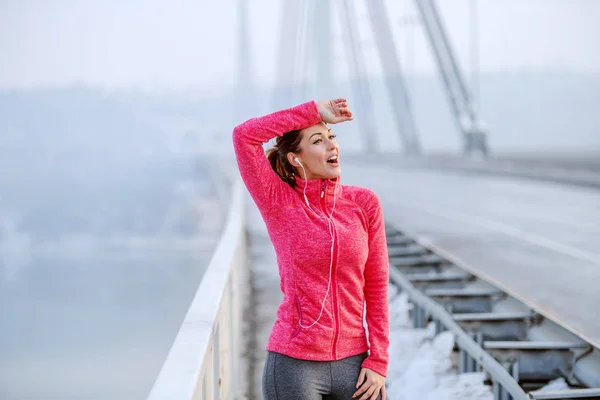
[{"xmin": 147, "ymin": 179, "xmax": 247, "ymax": 400}]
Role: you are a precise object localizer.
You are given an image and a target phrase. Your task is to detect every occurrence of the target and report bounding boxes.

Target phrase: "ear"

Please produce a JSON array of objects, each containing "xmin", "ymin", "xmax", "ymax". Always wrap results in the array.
[{"xmin": 287, "ymin": 152, "xmax": 300, "ymax": 167}]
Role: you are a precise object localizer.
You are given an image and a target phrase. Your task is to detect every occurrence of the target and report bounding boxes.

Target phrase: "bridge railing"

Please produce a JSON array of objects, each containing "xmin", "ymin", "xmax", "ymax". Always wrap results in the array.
[{"xmin": 147, "ymin": 179, "xmax": 247, "ymax": 400}]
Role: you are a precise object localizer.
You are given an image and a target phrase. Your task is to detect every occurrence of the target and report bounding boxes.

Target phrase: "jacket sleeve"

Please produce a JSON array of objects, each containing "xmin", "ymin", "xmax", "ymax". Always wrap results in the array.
[
  {"xmin": 232, "ymin": 101, "xmax": 322, "ymax": 213},
  {"xmin": 361, "ymin": 191, "xmax": 390, "ymax": 377}
]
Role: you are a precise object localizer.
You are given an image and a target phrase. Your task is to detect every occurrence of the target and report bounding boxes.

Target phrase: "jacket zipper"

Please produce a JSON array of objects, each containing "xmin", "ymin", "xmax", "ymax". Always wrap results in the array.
[{"xmin": 321, "ymin": 179, "xmax": 340, "ymax": 359}]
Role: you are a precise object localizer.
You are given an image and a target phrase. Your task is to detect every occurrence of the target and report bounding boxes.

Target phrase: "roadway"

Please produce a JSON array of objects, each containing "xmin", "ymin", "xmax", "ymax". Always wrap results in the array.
[{"xmin": 342, "ymin": 159, "xmax": 600, "ymax": 349}]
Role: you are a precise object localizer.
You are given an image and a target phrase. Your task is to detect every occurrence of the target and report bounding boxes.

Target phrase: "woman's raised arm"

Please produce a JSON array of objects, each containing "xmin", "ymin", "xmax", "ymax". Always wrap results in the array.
[{"xmin": 232, "ymin": 101, "xmax": 322, "ymax": 212}]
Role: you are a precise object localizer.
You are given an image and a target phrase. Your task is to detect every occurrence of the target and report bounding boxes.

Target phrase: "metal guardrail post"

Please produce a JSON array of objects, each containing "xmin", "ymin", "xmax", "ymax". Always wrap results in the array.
[
  {"xmin": 390, "ymin": 267, "xmax": 529, "ymax": 400},
  {"xmin": 387, "ymin": 227, "xmax": 600, "ymax": 399}
]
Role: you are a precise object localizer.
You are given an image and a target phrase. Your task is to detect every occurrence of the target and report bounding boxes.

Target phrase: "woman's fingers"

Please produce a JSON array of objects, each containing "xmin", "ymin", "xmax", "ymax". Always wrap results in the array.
[
  {"xmin": 331, "ymin": 109, "xmax": 352, "ymax": 123},
  {"xmin": 352, "ymin": 382, "xmax": 368, "ymax": 399},
  {"xmin": 353, "ymin": 379, "xmax": 377, "ymax": 399},
  {"xmin": 335, "ymin": 101, "xmax": 351, "ymax": 117},
  {"xmin": 353, "ymin": 368, "xmax": 385, "ymax": 400},
  {"xmin": 355, "ymin": 368, "xmax": 367, "ymax": 389},
  {"xmin": 353, "ymin": 383, "xmax": 383, "ymax": 400},
  {"xmin": 334, "ymin": 116, "xmax": 353, "ymax": 124},
  {"xmin": 358, "ymin": 385, "xmax": 376, "ymax": 400},
  {"xmin": 369, "ymin": 385, "xmax": 382, "ymax": 400},
  {"xmin": 317, "ymin": 98, "xmax": 353, "ymax": 123},
  {"xmin": 331, "ymin": 99, "xmax": 349, "ymax": 114}
]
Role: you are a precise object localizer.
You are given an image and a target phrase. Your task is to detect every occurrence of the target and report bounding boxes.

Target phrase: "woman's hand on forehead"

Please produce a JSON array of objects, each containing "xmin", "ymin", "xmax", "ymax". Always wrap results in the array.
[{"xmin": 317, "ymin": 98, "xmax": 354, "ymax": 124}]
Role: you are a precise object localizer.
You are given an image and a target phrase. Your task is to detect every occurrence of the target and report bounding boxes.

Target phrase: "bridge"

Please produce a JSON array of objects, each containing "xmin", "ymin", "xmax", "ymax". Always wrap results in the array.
[{"xmin": 146, "ymin": 1, "xmax": 600, "ymax": 399}]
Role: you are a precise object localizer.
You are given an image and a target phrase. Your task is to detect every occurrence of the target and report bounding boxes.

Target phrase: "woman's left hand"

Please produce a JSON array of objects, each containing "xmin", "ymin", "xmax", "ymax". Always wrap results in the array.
[
  {"xmin": 353, "ymin": 367, "xmax": 386, "ymax": 400},
  {"xmin": 317, "ymin": 98, "xmax": 353, "ymax": 124}
]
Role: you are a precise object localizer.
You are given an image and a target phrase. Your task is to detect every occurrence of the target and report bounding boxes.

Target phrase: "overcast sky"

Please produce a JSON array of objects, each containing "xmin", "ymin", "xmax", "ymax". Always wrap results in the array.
[{"xmin": 1, "ymin": 0, "xmax": 599, "ymax": 91}]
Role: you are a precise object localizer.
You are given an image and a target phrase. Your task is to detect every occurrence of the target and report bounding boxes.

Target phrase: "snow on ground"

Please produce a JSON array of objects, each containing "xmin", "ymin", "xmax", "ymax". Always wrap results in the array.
[
  {"xmin": 386, "ymin": 284, "xmax": 493, "ymax": 400},
  {"xmin": 386, "ymin": 283, "xmax": 570, "ymax": 399},
  {"xmin": 533, "ymin": 377, "xmax": 570, "ymax": 392}
]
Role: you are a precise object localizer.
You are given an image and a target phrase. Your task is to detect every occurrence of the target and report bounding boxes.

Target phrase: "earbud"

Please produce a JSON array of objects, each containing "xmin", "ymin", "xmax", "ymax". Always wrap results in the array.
[{"xmin": 294, "ymin": 157, "xmax": 301, "ymax": 165}]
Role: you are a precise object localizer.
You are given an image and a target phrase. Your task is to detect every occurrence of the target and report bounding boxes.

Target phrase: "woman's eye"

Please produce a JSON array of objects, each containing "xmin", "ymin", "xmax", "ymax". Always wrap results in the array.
[
  {"xmin": 329, "ymin": 135, "xmax": 337, "ymax": 140},
  {"xmin": 313, "ymin": 139, "xmax": 322, "ymax": 144}
]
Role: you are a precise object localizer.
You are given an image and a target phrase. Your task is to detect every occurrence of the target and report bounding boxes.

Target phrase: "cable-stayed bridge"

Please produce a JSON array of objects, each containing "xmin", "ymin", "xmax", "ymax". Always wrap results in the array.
[{"xmin": 147, "ymin": 1, "xmax": 600, "ymax": 399}]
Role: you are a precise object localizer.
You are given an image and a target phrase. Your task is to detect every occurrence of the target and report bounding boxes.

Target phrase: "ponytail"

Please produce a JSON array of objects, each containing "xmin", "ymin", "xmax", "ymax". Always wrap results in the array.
[{"xmin": 266, "ymin": 130, "xmax": 303, "ymax": 188}]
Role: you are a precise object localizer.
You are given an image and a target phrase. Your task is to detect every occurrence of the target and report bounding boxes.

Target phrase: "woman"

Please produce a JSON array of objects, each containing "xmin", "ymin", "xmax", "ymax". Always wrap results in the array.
[{"xmin": 233, "ymin": 98, "xmax": 389, "ymax": 400}]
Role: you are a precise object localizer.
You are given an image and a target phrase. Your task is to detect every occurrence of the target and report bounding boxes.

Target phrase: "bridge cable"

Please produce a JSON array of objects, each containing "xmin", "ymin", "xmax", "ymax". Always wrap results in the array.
[{"xmin": 336, "ymin": 0, "xmax": 378, "ymax": 153}]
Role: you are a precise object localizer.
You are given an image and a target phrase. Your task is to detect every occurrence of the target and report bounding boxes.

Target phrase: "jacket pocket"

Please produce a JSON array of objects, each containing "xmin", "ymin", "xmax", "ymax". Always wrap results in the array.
[{"xmin": 291, "ymin": 294, "xmax": 303, "ymax": 339}]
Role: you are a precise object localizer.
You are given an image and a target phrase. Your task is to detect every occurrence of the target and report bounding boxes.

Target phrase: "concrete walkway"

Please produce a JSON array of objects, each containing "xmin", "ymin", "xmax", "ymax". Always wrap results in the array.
[{"xmin": 245, "ymin": 199, "xmax": 281, "ymax": 400}]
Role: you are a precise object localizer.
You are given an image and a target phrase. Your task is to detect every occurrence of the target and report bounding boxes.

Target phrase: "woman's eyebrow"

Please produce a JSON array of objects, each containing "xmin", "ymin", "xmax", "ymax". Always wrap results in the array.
[{"xmin": 309, "ymin": 129, "xmax": 333, "ymax": 140}]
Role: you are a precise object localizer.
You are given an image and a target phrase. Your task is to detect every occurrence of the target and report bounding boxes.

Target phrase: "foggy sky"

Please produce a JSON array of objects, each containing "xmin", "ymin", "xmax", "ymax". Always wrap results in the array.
[{"xmin": 1, "ymin": 0, "xmax": 599, "ymax": 90}]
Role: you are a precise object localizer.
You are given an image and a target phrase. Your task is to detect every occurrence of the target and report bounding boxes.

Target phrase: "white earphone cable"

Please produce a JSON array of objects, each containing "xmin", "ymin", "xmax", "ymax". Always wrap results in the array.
[{"xmin": 297, "ymin": 161, "xmax": 339, "ymax": 329}]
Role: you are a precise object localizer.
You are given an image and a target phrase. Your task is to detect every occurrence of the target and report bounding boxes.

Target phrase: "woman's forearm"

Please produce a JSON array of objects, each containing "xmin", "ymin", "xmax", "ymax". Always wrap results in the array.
[
  {"xmin": 233, "ymin": 101, "xmax": 321, "ymax": 146},
  {"xmin": 232, "ymin": 101, "xmax": 322, "ymax": 211}
]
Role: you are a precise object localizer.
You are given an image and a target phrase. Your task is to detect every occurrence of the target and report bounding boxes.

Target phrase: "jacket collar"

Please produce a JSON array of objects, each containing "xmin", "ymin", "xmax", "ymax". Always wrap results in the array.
[{"xmin": 293, "ymin": 175, "xmax": 341, "ymax": 208}]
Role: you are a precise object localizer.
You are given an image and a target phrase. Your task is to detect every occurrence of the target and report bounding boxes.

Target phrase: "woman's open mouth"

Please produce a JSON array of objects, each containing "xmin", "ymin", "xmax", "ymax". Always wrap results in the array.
[{"xmin": 327, "ymin": 155, "xmax": 339, "ymax": 167}]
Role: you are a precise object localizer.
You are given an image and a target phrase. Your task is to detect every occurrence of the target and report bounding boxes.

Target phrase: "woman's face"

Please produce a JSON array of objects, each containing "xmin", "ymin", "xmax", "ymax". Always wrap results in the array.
[{"xmin": 288, "ymin": 122, "xmax": 340, "ymax": 180}]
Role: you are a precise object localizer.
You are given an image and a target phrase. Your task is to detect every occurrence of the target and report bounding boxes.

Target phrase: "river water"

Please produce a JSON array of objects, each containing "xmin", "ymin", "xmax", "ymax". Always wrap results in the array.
[{"xmin": 0, "ymin": 154, "xmax": 226, "ymax": 399}]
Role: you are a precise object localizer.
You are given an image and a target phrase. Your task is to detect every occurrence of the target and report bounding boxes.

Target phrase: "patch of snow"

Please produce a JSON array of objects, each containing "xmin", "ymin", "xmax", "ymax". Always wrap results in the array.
[
  {"xmin": 387, "ymin": 285, "xmax": 494, "ymax": 400},
  {"xmin": 536, "ymin": 377, "xmax": 570, "ymax": 392}
]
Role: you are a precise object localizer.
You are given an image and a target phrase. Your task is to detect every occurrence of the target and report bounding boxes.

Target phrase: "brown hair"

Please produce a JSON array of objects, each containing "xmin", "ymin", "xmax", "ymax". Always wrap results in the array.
[{"xmin": 266, "ymin": 129, "xmax": 303, "ymax": 188}]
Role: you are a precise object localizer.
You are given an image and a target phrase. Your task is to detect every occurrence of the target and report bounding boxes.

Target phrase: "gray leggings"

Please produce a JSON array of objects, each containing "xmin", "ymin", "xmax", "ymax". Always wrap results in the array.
[{"xmin": 262, "ymin": 351, "xmax": 381, "ymax": 400}]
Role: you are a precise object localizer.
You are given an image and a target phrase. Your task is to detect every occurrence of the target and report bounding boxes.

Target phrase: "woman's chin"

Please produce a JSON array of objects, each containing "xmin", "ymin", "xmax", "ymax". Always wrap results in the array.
[
  {"xmin": 311, "ymin": 165, "xmax": 341, "ymax": 180},
  {"xmin": 326, "ymin": 166, "xmax": 341, "ymax": 178}
]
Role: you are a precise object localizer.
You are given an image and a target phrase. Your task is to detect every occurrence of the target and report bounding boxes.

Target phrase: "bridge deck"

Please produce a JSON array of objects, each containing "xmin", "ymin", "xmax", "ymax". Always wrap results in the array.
[{"xmin": 343, "ymin": 160, "xmax": 600, "ymax": 349}]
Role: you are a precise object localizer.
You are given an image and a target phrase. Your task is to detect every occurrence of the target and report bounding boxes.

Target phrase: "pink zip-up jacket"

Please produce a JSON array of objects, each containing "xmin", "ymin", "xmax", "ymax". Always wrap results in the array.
[{"xmin": 233, "ymin": 100, "xmax": 390, "ymax": 377}]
